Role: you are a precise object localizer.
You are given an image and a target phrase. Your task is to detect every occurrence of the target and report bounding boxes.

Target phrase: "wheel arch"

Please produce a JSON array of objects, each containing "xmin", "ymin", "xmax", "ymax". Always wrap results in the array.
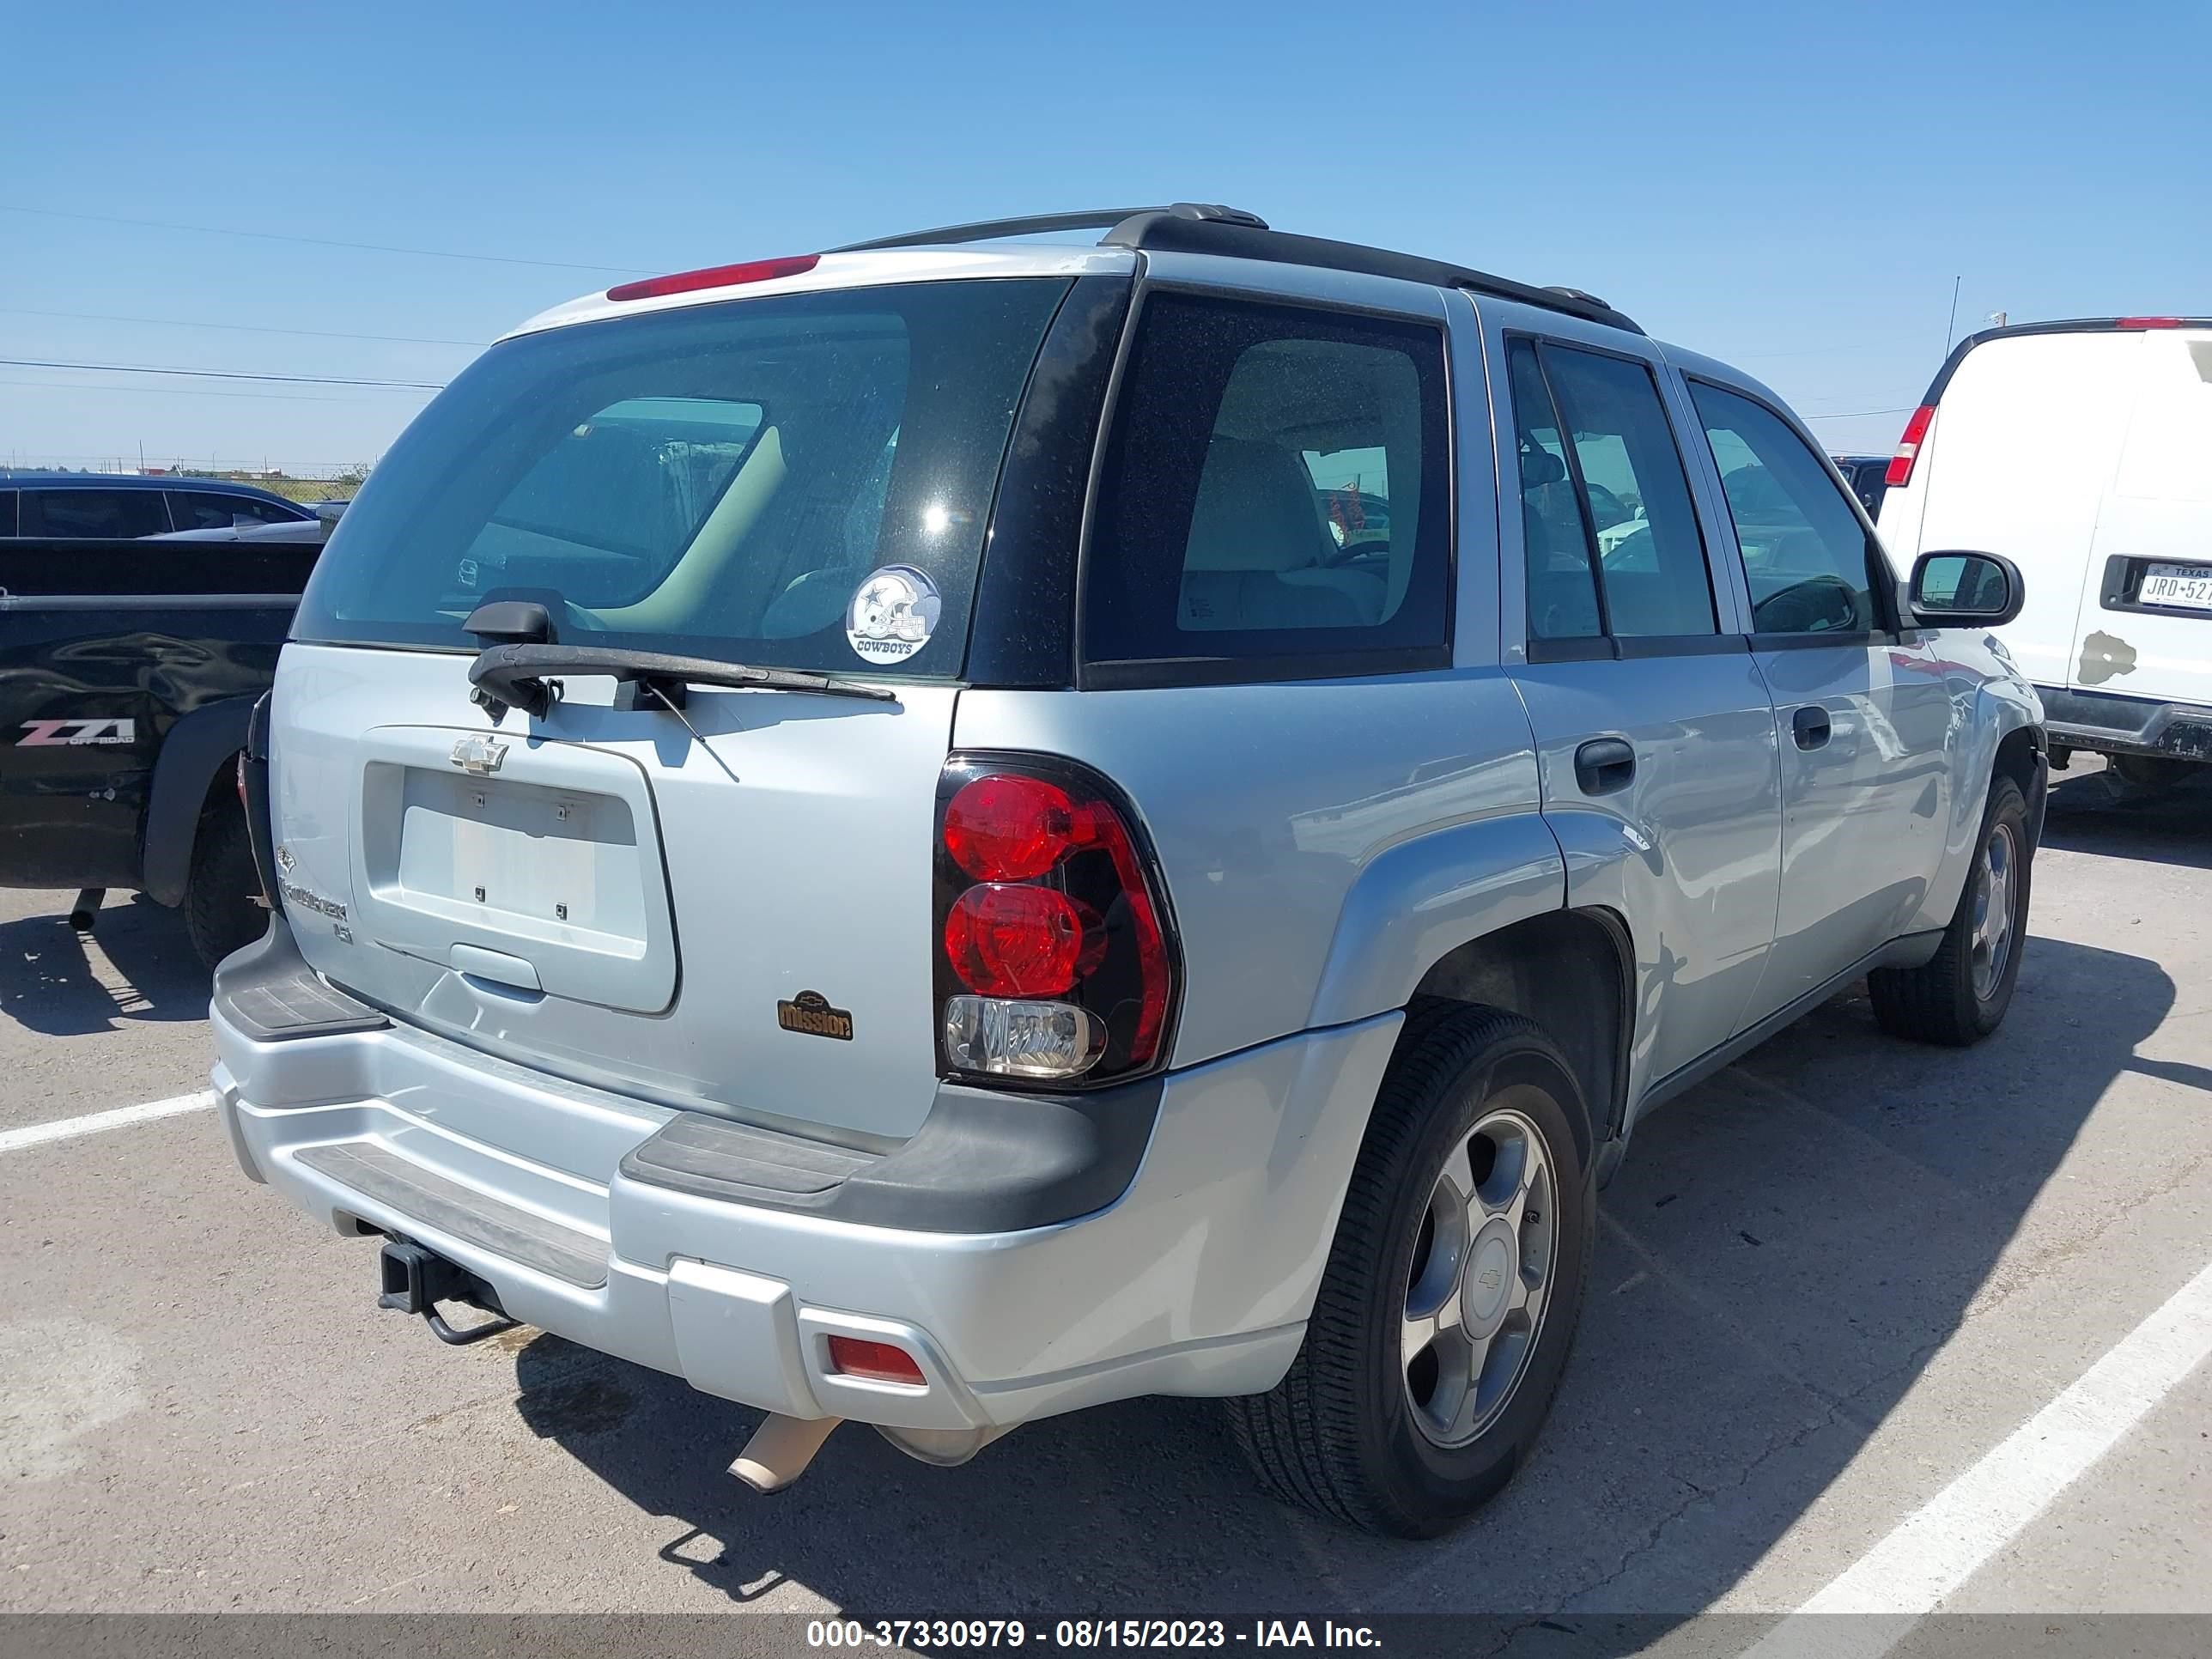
[
  {"xmin": 1304, "ymin": 811, "xmax": 1567, "ymax": 1034},
  {"xmin": 1402, "ymin": 907, "xmax": 1634, "ymax": 1167},
  {"xmin": 1993, "ymin": 720, "xmax": 2047, "ymax": 846},
  {"xmin": 140, "ymin": 696, "xmax": 254, "ymax": 906},
  {"xmin": 1911, "ymin": 681, "xmax": 2045, "ymax": 936}
]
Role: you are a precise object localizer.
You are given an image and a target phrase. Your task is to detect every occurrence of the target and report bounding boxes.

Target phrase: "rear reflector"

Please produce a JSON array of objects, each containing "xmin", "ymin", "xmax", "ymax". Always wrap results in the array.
[
  {"xmin": 1886, "ymin": 404, "xmax": 1936, "ymax": 489},
  {"xmin": 606, "ymin": 253, "xmax": 820, "ymax": 303},
  {"xmin": 2117, "ymin": 316, "xmax": 2184, "ymax": 329},
  {"xmin": 825, "ymin": 1335, "xmax": 925, "ymax": 1386}
]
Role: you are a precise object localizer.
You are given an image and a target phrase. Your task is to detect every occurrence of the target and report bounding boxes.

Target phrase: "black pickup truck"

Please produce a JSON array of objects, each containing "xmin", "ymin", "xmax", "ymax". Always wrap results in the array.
[{"xmin": 0, "ymin": 532, "xmax": 320, "ymax": 965}]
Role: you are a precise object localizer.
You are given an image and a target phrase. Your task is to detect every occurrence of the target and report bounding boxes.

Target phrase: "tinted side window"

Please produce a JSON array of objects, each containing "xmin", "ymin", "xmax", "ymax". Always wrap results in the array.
[
  {"xmin": 1848, "ymin": 465, "xmax": 1890, "ymax": 520},
  {"xmin": 19, "ymin": 489, "xmax": 171, "ymax": 538},
  {"xmin": 168, "ymin": 490, "xmax": 307, "ymax": 531},
  {"xmin": 1541, "ymin": 346, "xmax": 1714, "ymax": 637},
  {"xmin": 227, "ymin": 495, "xmax": 311, "ymax": 526},
  {"xmin": 0, "ymin": 490, "xmax": 16, "ymax": 537},
  {"xmin": 1508, "ymin": 340, "xmax": 1601, "ymax": 641},
  {"xmin": 167, "ymin": 493, "xmax": 232, "ymax": 532},
  {"xmin": 1083, "ymin": 292, "xmax": 1450, "ymax": 676},
  {"xmin": 1690, "ymin": 383, "xmax": 1879, "ymax": 635},
  {"xmin": 1508, "ymin": 340, "xmax": 1716, "ymax": 642}
]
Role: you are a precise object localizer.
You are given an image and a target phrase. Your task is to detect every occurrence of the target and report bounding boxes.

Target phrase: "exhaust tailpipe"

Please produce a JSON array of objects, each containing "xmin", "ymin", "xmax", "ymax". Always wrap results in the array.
[{"xmin": 730, "ymin": 1413, "xmax": 842, "ymax": 1493}]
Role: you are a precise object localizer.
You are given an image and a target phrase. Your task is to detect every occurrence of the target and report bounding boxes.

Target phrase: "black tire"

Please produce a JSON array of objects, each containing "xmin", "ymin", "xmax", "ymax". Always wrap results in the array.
[
  {"xmin": 1224, "ymin": 1005, "xmax": 1595, "ymax": 1536},
  {"xmin": 1869, "ymin": 775, "xmax": 2030, "ymax": 1046},
  {"xmin": 183, "ymin": 793, "xmax": 266, "ymax": 969}
]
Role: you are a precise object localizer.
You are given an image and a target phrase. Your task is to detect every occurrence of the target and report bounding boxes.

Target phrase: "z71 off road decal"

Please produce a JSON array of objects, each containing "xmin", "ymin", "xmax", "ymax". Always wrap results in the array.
[{"xmin": 16, "ymin": 718, "xmax": 136, "ymax": 747}]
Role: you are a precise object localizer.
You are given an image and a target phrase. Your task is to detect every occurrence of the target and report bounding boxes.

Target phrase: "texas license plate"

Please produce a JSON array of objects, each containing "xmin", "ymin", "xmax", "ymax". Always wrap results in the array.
[{"xmin": 2141, "ymin": 563, "xmax": 2212, "ymax": 610}]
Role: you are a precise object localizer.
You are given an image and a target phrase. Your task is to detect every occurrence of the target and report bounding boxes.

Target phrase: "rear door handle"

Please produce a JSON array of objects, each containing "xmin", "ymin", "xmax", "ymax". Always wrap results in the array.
[
  {"xmin": 1792, "ymin": 706, "xmax": 1832, "ymax": 750},
  {"xmin": 1573, "ymin": 738, "xmax": 1636, "ymax": 796}
]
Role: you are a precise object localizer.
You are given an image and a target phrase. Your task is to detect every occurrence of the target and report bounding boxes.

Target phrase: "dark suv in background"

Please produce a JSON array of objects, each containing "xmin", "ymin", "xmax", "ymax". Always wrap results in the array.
[
  {"xmin": 1830, "ymin": 453, "xmax": 1891, "ymax": 520},
  {"xmin": 0, "ymin": 471, "xmax": 317, "ymax": 538}
]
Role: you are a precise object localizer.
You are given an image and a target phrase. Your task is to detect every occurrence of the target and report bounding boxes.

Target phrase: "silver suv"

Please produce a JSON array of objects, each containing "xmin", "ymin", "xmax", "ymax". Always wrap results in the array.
[{"xmin": 212, "ymin": 204, "xmax": 2046, "ymax": 1536}]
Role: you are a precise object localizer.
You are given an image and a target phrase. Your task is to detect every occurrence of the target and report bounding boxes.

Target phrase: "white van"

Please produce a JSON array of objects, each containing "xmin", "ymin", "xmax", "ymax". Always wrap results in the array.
[{"xmin": 1879, "ymin": 316, "xmax": 2212, "ymax": 794}]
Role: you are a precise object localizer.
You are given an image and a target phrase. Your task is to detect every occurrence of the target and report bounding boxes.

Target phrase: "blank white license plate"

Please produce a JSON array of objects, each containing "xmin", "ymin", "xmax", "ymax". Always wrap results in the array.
[{"xmin": 2142, "ymin": 563, "xmax": 2212, "ymax": 609}]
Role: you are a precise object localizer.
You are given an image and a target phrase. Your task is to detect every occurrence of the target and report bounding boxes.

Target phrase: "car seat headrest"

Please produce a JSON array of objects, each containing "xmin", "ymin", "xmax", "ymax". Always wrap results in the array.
[{"xmin": 1182, "ymin": 438, "xmax": 1331, "ymax": 574}]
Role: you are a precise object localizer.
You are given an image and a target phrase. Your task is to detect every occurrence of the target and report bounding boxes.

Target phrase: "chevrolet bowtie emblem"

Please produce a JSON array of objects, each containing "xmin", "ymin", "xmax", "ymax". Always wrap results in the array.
[{"xmin": 449, "ymin": 735, "xmax": 508, "ymax": 776}]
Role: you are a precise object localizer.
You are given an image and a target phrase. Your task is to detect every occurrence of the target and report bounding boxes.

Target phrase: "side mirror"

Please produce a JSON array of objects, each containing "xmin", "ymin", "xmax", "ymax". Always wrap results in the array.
[{"xmin": 1908, "ymin": 550, "xmax": 2025, "ymax": 628}]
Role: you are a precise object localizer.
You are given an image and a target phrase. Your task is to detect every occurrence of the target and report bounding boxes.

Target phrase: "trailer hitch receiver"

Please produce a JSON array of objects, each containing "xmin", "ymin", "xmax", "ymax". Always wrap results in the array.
[{"xmin": 377, "ymin": 1237, "xmax": 521, "ymax": 1346}]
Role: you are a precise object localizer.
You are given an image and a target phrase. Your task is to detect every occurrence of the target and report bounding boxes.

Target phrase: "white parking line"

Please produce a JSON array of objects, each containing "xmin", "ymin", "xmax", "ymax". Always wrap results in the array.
[
  {"xmin": 1740, "ymin": 1255, "xmax": 2212, "ymax": 1659},
  {"xmin": 0, "ymin": 1091, "xmax": 216, "ymax": 1155}
]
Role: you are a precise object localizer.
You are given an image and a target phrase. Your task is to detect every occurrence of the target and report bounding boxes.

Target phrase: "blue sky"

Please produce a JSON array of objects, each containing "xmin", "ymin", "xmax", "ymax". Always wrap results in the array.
[{"xmin": 3, "ymin": 0, "xmax": 2205, "ymax": 473}]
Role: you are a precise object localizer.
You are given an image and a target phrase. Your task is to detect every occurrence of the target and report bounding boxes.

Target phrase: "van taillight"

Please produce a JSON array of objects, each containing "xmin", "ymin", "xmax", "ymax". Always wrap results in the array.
[
  {"xmin": 2116, "ymin": 316, "xmax": 2183, "ymax": 329},
  {"xmin": 1886, "ymin": 404, "xmax": 1936, "ymax": 489},
  {"xmin": 934, "ymin": 757, "xmax": 1177, "ymax": 1085}
]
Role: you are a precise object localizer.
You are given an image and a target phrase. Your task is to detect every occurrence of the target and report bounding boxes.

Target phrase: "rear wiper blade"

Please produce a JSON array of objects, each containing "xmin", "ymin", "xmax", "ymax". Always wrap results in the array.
[{"xmin": 467, "ymin": 642, "xmax": 898, "ymax": 720}]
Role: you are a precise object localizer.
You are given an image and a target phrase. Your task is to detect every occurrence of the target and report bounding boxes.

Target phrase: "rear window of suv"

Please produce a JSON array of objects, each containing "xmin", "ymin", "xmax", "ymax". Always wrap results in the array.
[{"xmin": 293, "ymin": 278, "xmax": 1075, "ymax": 678}]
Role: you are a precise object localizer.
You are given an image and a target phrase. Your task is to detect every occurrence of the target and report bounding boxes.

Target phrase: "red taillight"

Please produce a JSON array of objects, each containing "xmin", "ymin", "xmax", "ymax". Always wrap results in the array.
[
  {"xmin": 825, "ymin": 1336, "xmax": 924, "ymax": 1386},
  {"xmin": 944, "ymin": 883, "xmax": 1097, "ymax": 997},
  {"xmin": 235, "ymin": 751, "xmax": 249, "ymax": 807},
  {"xmin": 1886, "ymin": 404, "xmax": 1936, "ymax": 489},
  {"xmin": 934, "ymin": 757, "xmax": 1177, "ymax": 1084},
  {"xmin": 943, "ymin": 774, "xmax": 1078, "ymax": 880},
  {"xmin": 1087, "ymin": 799, "xmax": 1171, "ymax": 1066},
  {"xmin": 605, "ymin": 253, "xmax": 820, "ymax": 303},
  {"xmin": 2117, "ymin": 316, "xmax": 2183, "ymax": 329}
]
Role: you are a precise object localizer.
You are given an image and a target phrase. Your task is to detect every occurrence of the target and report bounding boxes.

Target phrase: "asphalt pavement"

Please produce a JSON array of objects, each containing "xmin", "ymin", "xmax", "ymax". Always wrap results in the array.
[{"xmin": 3, "ymin": 762, "xmax": 2208, "ymax": 1651}]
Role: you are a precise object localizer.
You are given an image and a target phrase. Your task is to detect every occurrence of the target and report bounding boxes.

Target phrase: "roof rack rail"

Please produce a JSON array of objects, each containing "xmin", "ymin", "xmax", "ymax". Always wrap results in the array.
[
  {"xmin": 1101, "ymin": 213, "xmax": 1642, "ymax": 335},
  {"xmin": 827, "ymin": 204, "xmax": 1639, "ymax": 335},
  {"xmin": 830, "ymin": 203, "xmax": 1266, "ymax": 253}
]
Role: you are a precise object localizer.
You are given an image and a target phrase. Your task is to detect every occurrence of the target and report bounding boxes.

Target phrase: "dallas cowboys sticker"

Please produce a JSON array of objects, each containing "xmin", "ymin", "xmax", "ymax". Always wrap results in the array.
[{"xmin": 846, "ymin": 564, "xmax": 941, "ymax": 664}]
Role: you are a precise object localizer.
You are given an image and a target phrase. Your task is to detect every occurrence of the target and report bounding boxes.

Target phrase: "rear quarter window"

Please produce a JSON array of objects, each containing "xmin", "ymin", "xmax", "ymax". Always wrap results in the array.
[{"xmin": 1080, "ymin": 291, "xmax": 1452, "ymax": 684}]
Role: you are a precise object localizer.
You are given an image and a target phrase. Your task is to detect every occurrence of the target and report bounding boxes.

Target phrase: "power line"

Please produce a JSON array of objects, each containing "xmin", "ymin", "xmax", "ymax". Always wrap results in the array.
[
  {"xmin": 0, "ymin": 376, "xmax": 412, "ymax": 404},
  {"xmin": 0, "ymin": 307, "xmax": 487, "ymax": 349},
  {"xmin": 0, "ymin": 203, "xmax": 649, "ymax": 276},
  {"xmin": 0, "ymin": 356, "xmax": 446, "ymax": 390},
  {"xmin": 1800, "ymin": 405, "xmax": 1914, "ymax": 422}
]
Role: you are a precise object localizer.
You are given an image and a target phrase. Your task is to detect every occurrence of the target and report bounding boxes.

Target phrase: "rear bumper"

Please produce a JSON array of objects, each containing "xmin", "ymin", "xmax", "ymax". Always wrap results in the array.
[
  {"xmin": 2039, "ymin": 685, "xmax": 2212, "ymax": 763},
  {"xmin": 210, "ymin": 945, "xmax": 1401, "ymax": 1434}
]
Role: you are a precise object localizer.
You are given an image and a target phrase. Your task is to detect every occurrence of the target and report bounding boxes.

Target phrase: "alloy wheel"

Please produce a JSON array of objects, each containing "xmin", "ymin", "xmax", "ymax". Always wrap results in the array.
[
  {"xmin": 1970, "ymin": 821, "xmax": 2018, "ymax": 1000},
  {"xmin": 1400, "ymin": 1100, "xmax": 1560, "ymax": 1449}
]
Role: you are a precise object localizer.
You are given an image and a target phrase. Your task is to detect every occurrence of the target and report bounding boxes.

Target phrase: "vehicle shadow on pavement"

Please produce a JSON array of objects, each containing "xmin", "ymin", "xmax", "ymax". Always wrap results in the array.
[
  {"xmin": 508, "ymin": 930, "xmax": 2166, "ymax": 1626},
  {"xmin": 0, "ymin": 894, "xmax": 206, "ymax": 1036},
  {"xmin": 2039, "ymin": 763, "xmax": 2212, "ymax": 870}
]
